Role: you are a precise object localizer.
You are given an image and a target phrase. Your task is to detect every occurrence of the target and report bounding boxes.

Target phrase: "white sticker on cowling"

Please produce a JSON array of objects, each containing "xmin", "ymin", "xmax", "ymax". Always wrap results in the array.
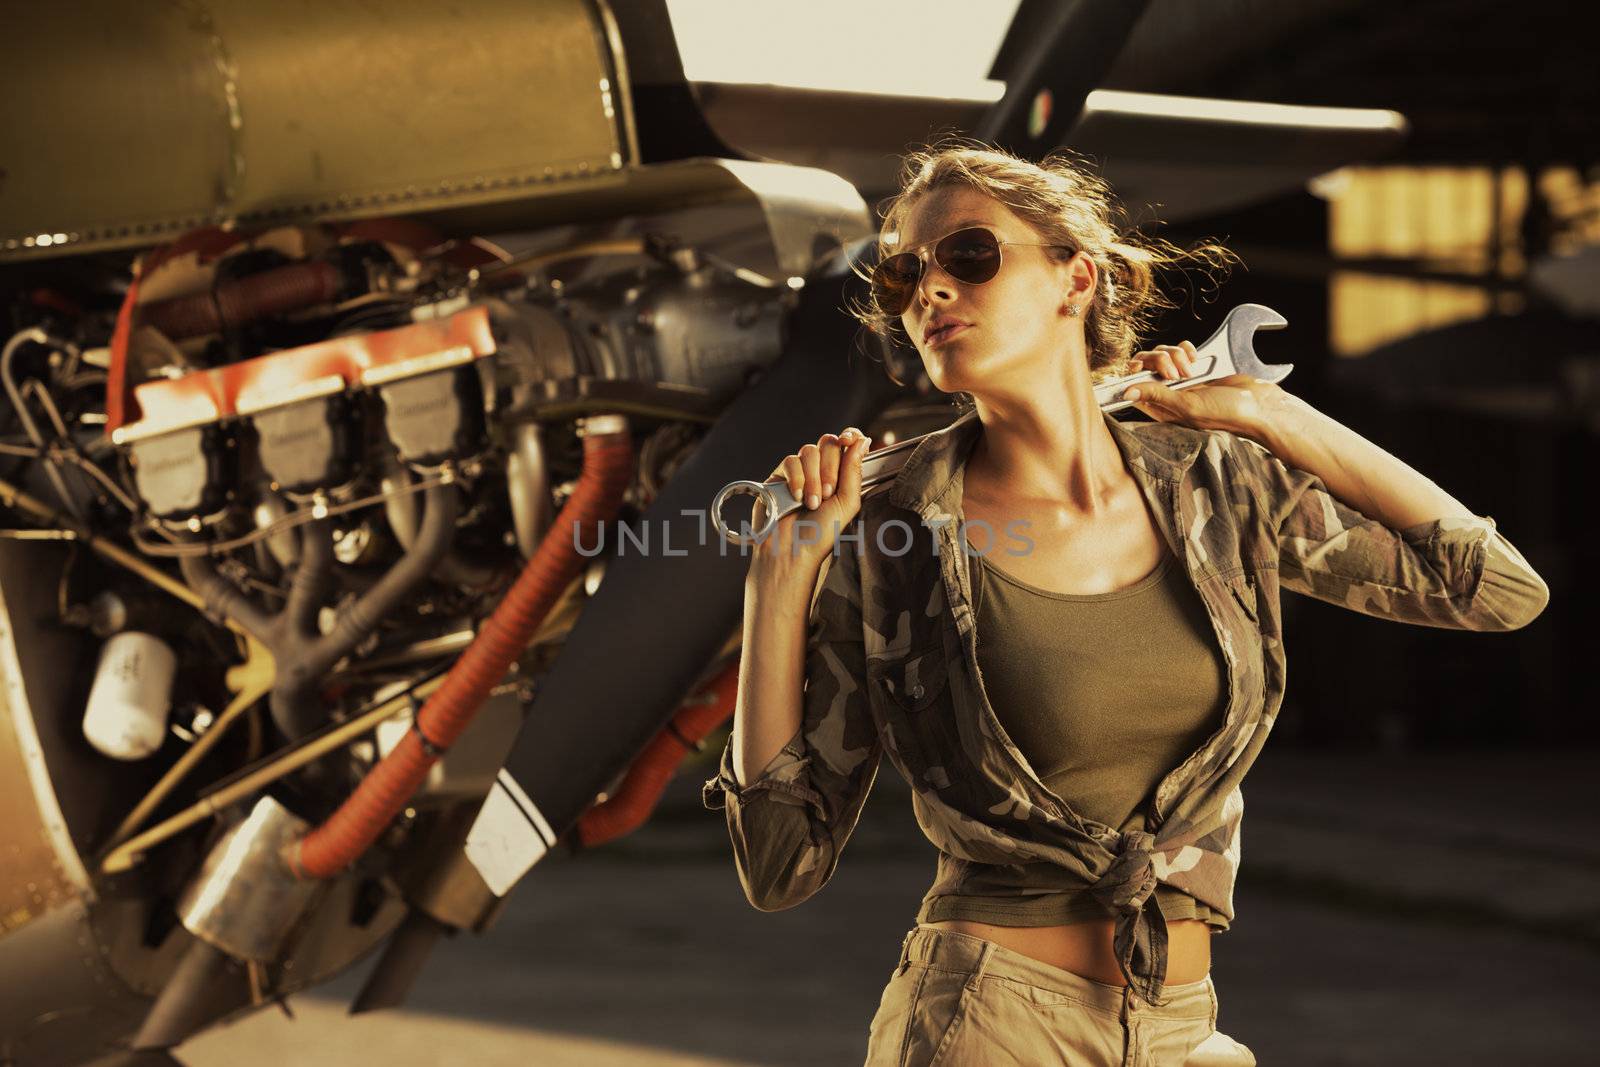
[{"xmin": 464, "ymin": 770, "xmax": 556, "ymax": 897}]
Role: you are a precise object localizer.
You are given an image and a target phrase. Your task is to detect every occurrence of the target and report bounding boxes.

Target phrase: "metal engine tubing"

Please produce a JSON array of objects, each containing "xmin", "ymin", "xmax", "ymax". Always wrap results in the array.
[
  {"xmin": 319, "ymin": 487, "xmax": 460, "ymax": 661},
  {"xmin": 289, "ymin": 423, "xmax": 635, "ymax": 879},
  {"xmin": 180, "ymin": 484, "xmax": 460, "ymax": 740},
  {"xmin": 381, "ymin": 462, "xmax": 498, "ymax": 589},
  {"xmin": 273, "ymin": 484, "xmax": 461, "ymax": 738},
  {"xmin": 130, "ymin": 938, "xmax": 245, "ymax": 1052}
]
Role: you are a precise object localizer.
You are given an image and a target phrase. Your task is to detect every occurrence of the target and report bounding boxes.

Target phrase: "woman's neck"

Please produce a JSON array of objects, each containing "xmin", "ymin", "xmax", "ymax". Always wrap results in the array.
[{"xmin": 965, "ymin": 391, "xmax": 1128, "ymax": 520}]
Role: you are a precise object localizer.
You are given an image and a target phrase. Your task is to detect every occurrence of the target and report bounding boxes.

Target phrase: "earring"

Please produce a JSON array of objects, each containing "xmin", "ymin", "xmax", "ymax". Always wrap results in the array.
[{"xmin": 1064, "ymin": 303, "xmax": 1080, "ymax": 317}]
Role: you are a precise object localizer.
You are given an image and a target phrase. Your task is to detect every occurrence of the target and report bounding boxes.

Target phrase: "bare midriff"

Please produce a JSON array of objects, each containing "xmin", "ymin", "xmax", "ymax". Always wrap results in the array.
[{"xmin": 924, "ymin": 917, "xmax": 1213, "ymax": 986}]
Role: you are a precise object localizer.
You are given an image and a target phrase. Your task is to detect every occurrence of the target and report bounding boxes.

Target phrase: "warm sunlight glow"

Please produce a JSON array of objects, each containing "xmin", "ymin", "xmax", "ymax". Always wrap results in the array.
[
  {"xmin": 664, "ymin": 0, "xmax": 1018, "ymax": 100},
  {"xmin": 1084, "ymin": 89, "xmax": 1407, "ymax": 132}
]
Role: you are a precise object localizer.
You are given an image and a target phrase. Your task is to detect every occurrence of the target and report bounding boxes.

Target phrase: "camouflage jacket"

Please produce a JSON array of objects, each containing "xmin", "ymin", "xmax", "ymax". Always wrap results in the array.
[{"xmin": 702, "ymin": 406, "xmax": 1549, "ymax": 1004}]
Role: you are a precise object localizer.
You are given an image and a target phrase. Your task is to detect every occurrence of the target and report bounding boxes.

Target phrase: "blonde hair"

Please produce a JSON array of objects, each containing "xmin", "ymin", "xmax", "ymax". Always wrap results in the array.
[{"xmin": 850, "ymin": 138, "xmax": 1238, "ymax": 392}]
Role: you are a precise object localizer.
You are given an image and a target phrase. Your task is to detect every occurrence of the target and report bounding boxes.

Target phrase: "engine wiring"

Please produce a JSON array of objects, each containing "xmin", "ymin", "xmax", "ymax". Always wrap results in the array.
[{"xmin": 2, "ymin": 327, "xmax": 84, "ymax": 517}]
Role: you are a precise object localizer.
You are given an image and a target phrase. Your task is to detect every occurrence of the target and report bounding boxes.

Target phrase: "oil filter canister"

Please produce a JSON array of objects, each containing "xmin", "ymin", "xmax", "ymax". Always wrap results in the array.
[{"xmin": 82, "ymin": 631, "xmax": 178, "ymax": 760}]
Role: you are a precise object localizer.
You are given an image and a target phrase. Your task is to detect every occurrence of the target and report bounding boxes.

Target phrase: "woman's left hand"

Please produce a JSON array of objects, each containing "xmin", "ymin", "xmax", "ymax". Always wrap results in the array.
[{"xmin": 1123, "ymin": 340, "xmax": 1282, "ymax": 439}]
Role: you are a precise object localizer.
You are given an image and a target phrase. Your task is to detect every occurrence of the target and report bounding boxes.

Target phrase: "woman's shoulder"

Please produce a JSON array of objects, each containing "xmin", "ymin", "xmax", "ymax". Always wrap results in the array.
[
  {"xmin": 1117, "ymin": 419, "xmax": 1282, "ymax": 517},
  {"xmin": 1124, "ymin": 416, "xmax": 1262, "ymax": 460},
  {"xmin": 1120, "ymin": 416, "xmax": 1206, "ymax": 447},
  {"xmin": 1118, "ymin": 416, "xmax": 1239, "ymax": 475}
]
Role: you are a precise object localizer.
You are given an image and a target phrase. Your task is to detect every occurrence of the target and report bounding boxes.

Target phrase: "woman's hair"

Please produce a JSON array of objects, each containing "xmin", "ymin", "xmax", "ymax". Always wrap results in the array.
[{"xmin": 849, "ymin": 138, "xmax": 1239, "ymax": 393}]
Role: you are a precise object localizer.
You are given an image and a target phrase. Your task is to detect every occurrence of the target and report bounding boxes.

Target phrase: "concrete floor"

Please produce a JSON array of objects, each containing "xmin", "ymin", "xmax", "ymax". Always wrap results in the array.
[{"xmin": 181, "ymin": 752, "xmax": 1600, "ymax": 1066}]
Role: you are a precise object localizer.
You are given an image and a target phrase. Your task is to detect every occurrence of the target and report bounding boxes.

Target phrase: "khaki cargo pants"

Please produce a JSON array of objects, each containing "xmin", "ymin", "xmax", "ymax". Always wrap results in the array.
[{"xmin": 863, "ymin": 926, "xmax": 1257, "ymax": 1067}]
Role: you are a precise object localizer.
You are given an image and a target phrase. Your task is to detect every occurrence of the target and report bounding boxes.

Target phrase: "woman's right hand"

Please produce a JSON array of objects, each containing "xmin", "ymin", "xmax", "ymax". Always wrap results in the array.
[{"xmin": 749, "ymin": 426, "xmax": 872, "ymax": 576}]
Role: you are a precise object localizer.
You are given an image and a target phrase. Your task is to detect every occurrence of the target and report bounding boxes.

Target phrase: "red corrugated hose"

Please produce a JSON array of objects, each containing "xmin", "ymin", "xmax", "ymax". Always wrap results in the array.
[
  {"xmin": 573, "ymin": 657, "xmax": 739, "ymax": 849},
  {"xmin": 288, "ymin": 418, "xmax": 634, "ymax": 879}
]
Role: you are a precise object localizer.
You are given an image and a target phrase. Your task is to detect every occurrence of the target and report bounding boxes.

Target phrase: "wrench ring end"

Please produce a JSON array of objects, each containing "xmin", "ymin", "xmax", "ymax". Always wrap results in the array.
[{"xmin": 712, "ymin": 479, "xmax": 777, "ymax": 547}]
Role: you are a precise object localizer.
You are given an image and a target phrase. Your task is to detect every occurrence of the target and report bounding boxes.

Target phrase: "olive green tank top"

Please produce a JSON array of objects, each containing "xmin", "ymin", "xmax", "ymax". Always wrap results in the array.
[{"xmin": 922, "ymin": 547, "xmax": 1230, "ymax": 930}]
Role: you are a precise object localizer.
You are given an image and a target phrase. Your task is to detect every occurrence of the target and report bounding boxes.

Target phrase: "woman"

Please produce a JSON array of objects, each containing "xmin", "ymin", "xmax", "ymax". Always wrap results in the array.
[{"xmin": 701, "ymin": 143, "xmax": 1549, "ymax": 1067}]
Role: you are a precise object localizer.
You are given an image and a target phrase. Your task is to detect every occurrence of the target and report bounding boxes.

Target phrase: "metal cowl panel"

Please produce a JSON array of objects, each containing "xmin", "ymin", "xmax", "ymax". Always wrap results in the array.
[
  {"xmin": 0, "ymin": 556, "xmax": 93, "ymax": 934},
  {"xmin": 0, "ymin": 544, "xmax": 117, "ymax": 1063},
  {"xmin": 0, "ymin": 0, "xmax": 636, "ymax": 261}
]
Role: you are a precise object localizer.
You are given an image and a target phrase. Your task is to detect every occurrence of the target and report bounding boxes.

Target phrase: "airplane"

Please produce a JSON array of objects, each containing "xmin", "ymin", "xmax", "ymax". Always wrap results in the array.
[{"xmin": 1, "ymin": 1, "xmax": 1585, "ymax": 1063}]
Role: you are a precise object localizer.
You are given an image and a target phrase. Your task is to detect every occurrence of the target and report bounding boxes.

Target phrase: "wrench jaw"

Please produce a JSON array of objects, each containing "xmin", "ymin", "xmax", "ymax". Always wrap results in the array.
[
  {"xmin": 1226, "ymin": 303, "xmax": 1292, "ymax": 384},
  {"xmin": 1096, "ymin": 302, "xmax": 1293, "ymax": 413}
]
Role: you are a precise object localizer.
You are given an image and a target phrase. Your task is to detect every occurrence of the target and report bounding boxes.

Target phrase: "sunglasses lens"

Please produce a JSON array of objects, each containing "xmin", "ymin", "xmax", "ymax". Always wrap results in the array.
[
  {"xmin": 872, "ymin": 228, "xmax": 1004, "ymax": 319},
  {"xmin": 872, "ymin": 252, "xmax": 921, "ymax": 315},
  {"xmin": 935, "ymin": 228, "xmax": 1001, "ymax": 284}
]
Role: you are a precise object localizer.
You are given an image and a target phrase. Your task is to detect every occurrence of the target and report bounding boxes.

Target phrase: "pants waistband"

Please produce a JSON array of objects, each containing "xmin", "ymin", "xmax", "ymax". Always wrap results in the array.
[{"xmin": 899, "ymin": 924, "xmax": 1212, "ymax": 1021}]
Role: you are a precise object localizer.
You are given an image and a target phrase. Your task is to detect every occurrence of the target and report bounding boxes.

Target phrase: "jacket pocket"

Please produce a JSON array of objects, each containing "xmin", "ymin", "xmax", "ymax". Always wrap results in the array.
[
  {"xmin": 868, "ymin": 645, "xmax": 954, "ymax": 793},
  {"xmin": 874, "ymin": 644, "xmax": 950, "ymax": 715}
]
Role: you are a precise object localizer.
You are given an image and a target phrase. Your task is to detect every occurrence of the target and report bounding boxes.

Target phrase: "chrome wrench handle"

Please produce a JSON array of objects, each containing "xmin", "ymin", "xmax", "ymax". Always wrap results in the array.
[{"xmin": 712, "ymin": 303, "xmax": 1291, "ymax": 547}]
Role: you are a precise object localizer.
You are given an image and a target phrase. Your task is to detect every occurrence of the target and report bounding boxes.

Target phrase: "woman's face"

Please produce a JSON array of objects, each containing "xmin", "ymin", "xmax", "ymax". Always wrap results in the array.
[{"xmin": 894, "ymin": 185, "xmax": 1091, "ymax": 401}]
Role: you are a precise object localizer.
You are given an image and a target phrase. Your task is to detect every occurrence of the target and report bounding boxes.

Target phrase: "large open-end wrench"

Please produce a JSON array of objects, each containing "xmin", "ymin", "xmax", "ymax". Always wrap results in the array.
[{"xmin": 711, "ymin": 303, "xmax": 1292, "ymax": 546}]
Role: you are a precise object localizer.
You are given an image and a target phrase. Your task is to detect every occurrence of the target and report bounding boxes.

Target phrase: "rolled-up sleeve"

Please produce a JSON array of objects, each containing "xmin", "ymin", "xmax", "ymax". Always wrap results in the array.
[
  {"xmin": 702, "ymin": 532, "xmax": 883, "ymax": 911},
  {"xmin": 1226, "ymin": 433, "xmax": 1550, "ymax": 631}
]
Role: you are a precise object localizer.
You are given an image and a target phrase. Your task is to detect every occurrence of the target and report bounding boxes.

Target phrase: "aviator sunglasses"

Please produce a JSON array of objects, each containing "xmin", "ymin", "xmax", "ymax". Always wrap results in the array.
[{"xmin": 870, "ymin": 226, "xmax": 1071, "ymax": 318}]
